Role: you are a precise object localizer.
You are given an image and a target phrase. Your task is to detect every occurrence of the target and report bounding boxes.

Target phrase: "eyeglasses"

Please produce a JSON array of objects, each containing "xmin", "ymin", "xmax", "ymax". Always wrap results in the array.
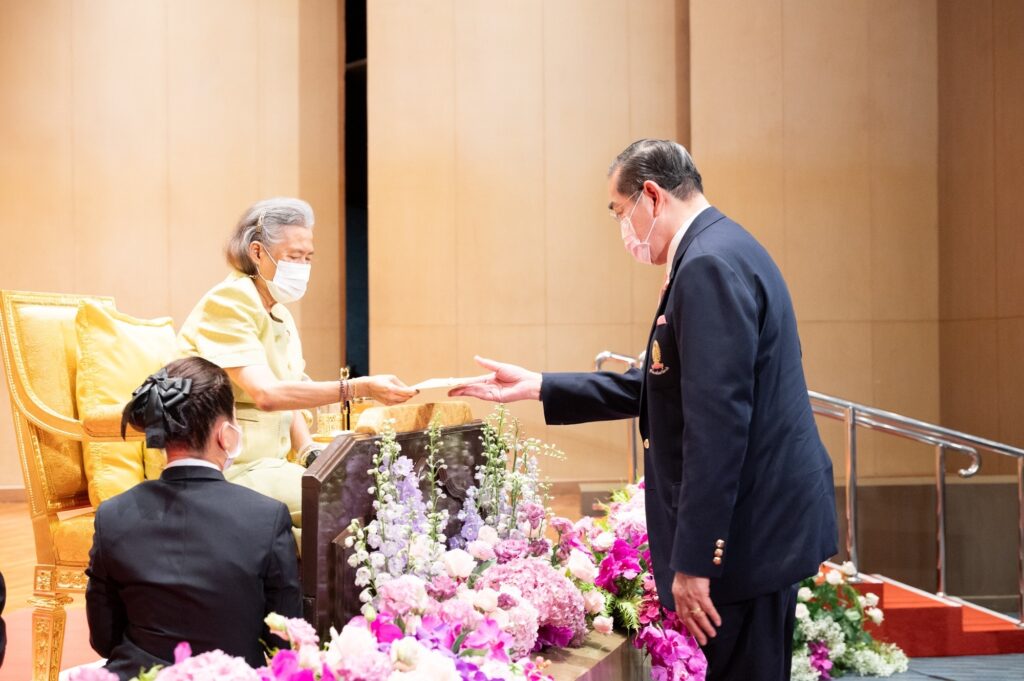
[{"xmin": 609, "ymin": 191, "xmax": 643, "ymax": 230}]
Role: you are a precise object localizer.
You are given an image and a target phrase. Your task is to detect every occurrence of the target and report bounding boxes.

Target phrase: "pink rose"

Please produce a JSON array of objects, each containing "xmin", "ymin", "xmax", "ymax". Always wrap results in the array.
[{"xmin": 593, "ymin": 616, "xmax": 614, "ymax": 635}]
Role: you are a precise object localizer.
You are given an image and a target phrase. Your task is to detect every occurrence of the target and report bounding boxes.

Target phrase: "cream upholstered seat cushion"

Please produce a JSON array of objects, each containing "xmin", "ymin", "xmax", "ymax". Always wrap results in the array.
[{"xmin": 75, "ymin": 301, "xmax": 178, "ymax": 505}]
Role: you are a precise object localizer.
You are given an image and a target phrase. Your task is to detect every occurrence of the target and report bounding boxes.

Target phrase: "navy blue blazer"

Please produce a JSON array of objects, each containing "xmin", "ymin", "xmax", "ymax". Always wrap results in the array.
[
  {"xmin": 542, "ymin": 207, "xmax": 838, "ymax": 607},
  {"xmin": 86, "ymin": 465, "xmax": 301, "ymax": 679}
]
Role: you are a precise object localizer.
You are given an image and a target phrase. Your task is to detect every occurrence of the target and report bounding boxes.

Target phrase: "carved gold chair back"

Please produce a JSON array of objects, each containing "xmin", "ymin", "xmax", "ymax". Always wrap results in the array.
[{"xmin": 0, "ymin": 290, "xmax": 141, "ymax": 680}]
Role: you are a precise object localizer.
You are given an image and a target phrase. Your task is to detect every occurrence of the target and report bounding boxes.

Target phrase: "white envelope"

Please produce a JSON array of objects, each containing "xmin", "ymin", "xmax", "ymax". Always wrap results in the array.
[{"xmin": 411, "ymin": 374, "xmax": 492, "ymax": 391}]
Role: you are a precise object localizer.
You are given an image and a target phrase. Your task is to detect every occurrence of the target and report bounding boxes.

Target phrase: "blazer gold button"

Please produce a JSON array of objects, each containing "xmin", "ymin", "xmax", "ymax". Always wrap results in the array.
[
  {"xmin": 714, "ymin": 548, "xmax": 724, "ymax": 557},
  {"xmin": 712, "ymin": 557, "xmax": 722, "ymax": 565},
  {"xmin": 643, "ymin": 438, "xmax": 650, "ymax": 449},
  {"xmin": 715, "ymin": 539, "xmax": 725, "ymax": 548}
]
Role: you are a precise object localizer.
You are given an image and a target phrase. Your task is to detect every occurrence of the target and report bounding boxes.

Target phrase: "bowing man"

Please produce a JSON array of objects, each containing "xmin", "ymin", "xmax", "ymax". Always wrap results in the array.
[
  {"xmin": 452, "ymin": 139, "xmax": 838, "ymax": 681},
  {"xmin": 85, "ymin": 357, "xmax": 301, "ymax": 679}
]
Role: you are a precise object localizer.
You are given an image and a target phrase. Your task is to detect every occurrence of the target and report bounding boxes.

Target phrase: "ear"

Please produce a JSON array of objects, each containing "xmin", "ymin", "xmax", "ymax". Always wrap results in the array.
[
  {"xmin": 248, "ymin": 240, "xmax": 263, "ymax": 264},
  {"xmin": 642, "ymin": 180, "xmax": 664, "ymax": 217}
]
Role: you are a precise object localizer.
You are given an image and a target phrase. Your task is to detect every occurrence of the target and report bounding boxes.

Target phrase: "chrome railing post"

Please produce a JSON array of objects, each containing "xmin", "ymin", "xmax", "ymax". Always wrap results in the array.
[
  {"xmin": 935, "ymin": 443, "xmax": 948, "ymax": 597},
  {"xmin": 845, "ymin": 406, "xmax": 859, "ymax": 577},
  {"xmin": 594, "ymin": 351, "xmax": 642, "ymax": 482},
  {"xmin": 1018, "ymin": 456, "xmax": 1023, "ymax": 627}
]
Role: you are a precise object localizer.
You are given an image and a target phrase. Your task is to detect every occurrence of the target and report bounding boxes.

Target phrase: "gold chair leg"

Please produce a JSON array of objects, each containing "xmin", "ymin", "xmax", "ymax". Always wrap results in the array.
[{"xmin": 28, "ymin": 593, "xmax": 73, "ymax": 681}]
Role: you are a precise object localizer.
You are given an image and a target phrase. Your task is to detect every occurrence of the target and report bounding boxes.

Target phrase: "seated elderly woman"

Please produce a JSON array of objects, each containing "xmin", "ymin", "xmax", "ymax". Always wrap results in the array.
[
  {"xmin": 179, "ymin": 197, "xmax": 416, "ymax": 524},
  {"xmin": 86, "ymin": 357, "xmax": 301, "ymax": 678}
]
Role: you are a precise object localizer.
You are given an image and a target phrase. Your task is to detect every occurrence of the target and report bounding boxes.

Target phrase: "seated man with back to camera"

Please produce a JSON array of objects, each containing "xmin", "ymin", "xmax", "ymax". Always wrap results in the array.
[{"xmin": 85, "ymin": 357, "xmax": 301, "ymax": 679}]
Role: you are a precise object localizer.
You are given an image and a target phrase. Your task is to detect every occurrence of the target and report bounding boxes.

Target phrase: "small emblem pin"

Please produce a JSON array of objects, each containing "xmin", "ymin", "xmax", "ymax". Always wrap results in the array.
[{"xmin": 649, "ymin": 340, "xmax": 669, "ymax": 375}]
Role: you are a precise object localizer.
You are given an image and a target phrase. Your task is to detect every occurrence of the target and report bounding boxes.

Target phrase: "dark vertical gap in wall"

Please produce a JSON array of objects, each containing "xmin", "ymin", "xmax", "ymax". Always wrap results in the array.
[
  {"xmin": 344, "ymin": 0, "xmax": 368, "ymax": 377},
  {"xmin": 675, "ymin": 0, "xmax": 691, "ymax": 149}
]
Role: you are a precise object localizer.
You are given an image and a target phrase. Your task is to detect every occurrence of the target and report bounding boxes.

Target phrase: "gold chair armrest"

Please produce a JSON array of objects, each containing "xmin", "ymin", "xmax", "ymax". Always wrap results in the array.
[{"xmin": 81, "ymin": 405, "xmax": 144, "ymax": 441}]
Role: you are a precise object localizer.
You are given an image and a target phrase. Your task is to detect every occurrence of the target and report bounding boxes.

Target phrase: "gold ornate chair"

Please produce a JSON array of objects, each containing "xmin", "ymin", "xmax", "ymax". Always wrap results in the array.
[{"xmin": 0, "ymin": 290, "xmax": 145, "ymax": 681}]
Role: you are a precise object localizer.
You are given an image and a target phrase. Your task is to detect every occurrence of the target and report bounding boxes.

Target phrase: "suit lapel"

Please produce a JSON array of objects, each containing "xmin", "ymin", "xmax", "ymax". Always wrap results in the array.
[{"xmin": 638, "ymin": 207, "xmax": 725, "ymax": 424}]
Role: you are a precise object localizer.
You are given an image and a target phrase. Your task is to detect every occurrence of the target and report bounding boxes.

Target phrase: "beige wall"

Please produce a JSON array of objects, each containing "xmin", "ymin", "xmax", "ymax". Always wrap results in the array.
[
  {"xmin": 367, "ymin": 0, "xmax": 680, "ymax": 483},
  {"xmin": 938, "ymin": 0, "xmax": 1024, "ymax": 476},
  {"xmin": 0, "ymin": 0, "xmax": 342, "ymax": 488},
  {"xmin": 690, "ymin": 0, "xmax": 940, "ymax": 479}
]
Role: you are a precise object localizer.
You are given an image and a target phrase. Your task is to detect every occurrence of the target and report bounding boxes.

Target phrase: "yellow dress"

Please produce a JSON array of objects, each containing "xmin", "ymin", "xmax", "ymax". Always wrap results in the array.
[{"xmin": 178, "ymin": 270, "xmax": 306, "ymax": 526}]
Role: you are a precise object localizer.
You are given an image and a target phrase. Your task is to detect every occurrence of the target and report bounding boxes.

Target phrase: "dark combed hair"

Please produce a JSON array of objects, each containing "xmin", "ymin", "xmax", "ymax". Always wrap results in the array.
[
  {"xmin": 121, "ymin": 357, "xmax": 235, "ymax": 451},
  {"xmin": 609, "ymin": 138, "xmax": 703, "ymax": 200}
]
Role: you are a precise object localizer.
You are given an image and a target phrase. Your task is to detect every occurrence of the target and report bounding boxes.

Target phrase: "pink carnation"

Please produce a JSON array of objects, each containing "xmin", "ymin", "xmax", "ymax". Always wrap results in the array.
[{"xmin": 477, "ymin": 557, "xmax": 587, "ymax": 648}]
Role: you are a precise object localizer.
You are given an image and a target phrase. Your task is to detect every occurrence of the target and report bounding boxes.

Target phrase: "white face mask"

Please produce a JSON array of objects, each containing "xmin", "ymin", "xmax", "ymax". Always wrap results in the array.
[
  {"xmin": 258, "ymin": 248, "xmax": 311, "ymax": 304},
  {"xmin": 223, "ymin": 422, "xmax": 243, "ymax": 470},
  {"xmin": 619, "ymin": 193, "xmax": 658, "ymax": 265}
]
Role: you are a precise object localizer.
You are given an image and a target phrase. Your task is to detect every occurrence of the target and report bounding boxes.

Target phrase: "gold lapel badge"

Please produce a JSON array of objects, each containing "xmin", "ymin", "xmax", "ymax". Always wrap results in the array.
[{"xmin": 649, "ymin": 340, "xmax": 669, "ymax": 375}]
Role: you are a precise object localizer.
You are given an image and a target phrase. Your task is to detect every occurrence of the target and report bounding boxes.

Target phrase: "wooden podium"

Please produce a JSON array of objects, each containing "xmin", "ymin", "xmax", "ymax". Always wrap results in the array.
[{"xmin": 300, "ymin": 421, "xmax": 648, "ymax": 681}]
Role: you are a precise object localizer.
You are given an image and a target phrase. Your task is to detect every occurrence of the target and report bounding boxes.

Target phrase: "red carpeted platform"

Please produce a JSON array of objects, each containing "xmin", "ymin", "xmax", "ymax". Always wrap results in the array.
[
  {"xmin": 822, "ymin": 564, "xmax": 1024, "ymax": 658},
  {"xmin": 1, "ymin": 606, "xmax": 100, "ymax": 680}
]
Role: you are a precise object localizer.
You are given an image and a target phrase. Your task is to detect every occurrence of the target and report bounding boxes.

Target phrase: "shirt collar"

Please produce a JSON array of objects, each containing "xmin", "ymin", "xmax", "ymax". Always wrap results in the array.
[
  {"xmin": 165, "ymin": 457, "xmax": 223, "ymax": 472},
  {"xmin": 665, "ymin": 205, "xmax": 712, "ymax": 274}
]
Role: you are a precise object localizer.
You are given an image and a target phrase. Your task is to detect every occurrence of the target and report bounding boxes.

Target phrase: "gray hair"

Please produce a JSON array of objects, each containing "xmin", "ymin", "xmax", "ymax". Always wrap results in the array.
[
  {"xmin": 226, "ymin": 197, "xmax": 315, "ymax": 275},
  {"xmin": 609, "ymin": 139, "xmax": 703, "ymax": 201}
]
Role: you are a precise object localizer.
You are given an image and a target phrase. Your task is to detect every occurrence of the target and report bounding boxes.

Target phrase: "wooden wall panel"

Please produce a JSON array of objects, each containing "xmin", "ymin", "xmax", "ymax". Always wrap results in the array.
[
  {"xmin": 0, "ymin": 0, "xmax": 341, "ymax": 488},
  {"xmin": 939, "ymin": 0, "xmax": 1024, "ymax": 472},
  {"xmin": 368, "ymin": 0, "xmax": 680, "ymax": 483},
  {"xmin": 691, "ymin": 0, "xmax": 940, "ymax": 479}
]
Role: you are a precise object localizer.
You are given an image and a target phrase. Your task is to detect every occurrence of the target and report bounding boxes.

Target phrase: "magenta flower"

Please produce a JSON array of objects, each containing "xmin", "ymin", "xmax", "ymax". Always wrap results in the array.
[
  {"xmin": 809, "ymin": 641, "xmax": 833, "ymax": 679},
  {"xmin": 174, "ymin": 642, "xmax": 192, "ymax": 664},
  {"xmin": 595, "ymin": 539, "xmax": 643, "ymax": 594}
]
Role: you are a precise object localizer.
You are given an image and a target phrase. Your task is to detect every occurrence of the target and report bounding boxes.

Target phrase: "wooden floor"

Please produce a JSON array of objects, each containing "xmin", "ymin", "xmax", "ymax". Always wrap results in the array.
[{"xmin": 1, "ymin": 501, "xmax": 80, "ymax": 612}]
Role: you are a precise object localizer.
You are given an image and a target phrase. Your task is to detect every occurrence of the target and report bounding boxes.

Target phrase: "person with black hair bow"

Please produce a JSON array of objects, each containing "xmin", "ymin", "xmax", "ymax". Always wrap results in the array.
[{"xmin": 85, "ymin": 357, "xmax": 301, "ymax": 679}]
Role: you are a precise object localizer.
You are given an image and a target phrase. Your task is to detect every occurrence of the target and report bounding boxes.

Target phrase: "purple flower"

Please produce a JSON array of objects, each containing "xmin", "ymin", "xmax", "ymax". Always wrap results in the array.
[
  {"xmin": 535, "ymin": 625, "xmax": 574, "ymax": 649},
  {"xmin": 528, "ymin": 538, "xmax": 551, "ymax": 557}
]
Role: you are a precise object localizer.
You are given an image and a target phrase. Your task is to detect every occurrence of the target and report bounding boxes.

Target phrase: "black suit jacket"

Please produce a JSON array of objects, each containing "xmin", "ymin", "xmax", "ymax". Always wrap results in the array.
[
  {"xmin": 85, "ymin": 465, "xmax": 301, "ymax": 679},
  {"xmin": 542, "ymin": 207, "xmax": 838, "ymax": 607}
]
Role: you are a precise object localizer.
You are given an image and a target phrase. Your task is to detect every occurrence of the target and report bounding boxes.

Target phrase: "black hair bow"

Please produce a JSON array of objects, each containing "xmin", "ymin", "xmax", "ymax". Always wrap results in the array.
[{"xmin": 120, "ymin": 368, "xmax": 192, "ymax": 449}]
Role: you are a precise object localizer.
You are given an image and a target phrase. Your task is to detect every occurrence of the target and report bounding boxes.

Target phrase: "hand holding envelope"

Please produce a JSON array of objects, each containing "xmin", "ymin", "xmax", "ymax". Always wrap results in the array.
[{"xmin": 446, "ymin": 356, "xmax": 543, "ymax": 403}]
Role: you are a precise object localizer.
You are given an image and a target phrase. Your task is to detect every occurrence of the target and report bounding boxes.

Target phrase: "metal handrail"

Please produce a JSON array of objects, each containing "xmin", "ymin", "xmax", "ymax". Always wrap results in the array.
[
  {"xmin": 593, "ymin": 349, "xmax": 1024, "ymax": 627},
  {"xmin": 594, "ymin": 351, "xmax": 643, "ymax": 483}
]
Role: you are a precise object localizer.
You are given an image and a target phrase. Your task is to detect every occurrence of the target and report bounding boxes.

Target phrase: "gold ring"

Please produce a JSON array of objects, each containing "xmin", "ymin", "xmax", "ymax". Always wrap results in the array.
[{"xmin": 690, "ymin": 606, "xmax": 703, "ymax": 616}]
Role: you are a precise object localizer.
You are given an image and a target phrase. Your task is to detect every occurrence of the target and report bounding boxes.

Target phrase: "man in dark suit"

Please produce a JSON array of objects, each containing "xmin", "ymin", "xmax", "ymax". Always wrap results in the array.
[
  {"xmin": 453, "ymin": 139, "xmax": 838, "ymax": 681},
  {"xmin": 87, "ymin": 357, "xmax": 301, "ymax": 679}
]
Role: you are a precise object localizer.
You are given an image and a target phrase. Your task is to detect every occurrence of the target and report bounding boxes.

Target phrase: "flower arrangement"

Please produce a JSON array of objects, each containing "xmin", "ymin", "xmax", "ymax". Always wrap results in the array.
[
  {"xmin": 791, "ymin": 562, "xmax": 909, "ymax": 680},
  {"xmin": 573, "ymin": 479, "xmax": 707, "ymax": 681}
]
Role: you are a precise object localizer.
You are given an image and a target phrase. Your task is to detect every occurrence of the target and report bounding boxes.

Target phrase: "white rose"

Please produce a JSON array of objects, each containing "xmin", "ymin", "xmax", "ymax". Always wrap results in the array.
[
  {"xmin": 442, "ymin": 549, "xmax": 476, "ymax": 580},
  {"xmin": 391, "ymin": 636, "xmax": 427, "ymax": 671},
  {"xmin": 593, "ymin": 615, "xmax": 614, "ymax": 635},
  {"xmin": 865, "ymin": 592, "xmax": 880, "ymax": 607},
  {"xmin": 826, "ymin": 571, "xmax": 844, "ymax": 586},
  {"xmin": 592, "ymin": 531, "xmax": 616, "ymax": 552},
  {"xmin": 583, "ymin": 590, "xmax": 606, "ymax": 615},
  {"xmin": 474, "ymin": 588, "xmax": 499, "ymax": 613},
  {"xmin": 468, "ymin": 540, "xmax": 496, "ymax": 562},
  {"xmin": 841, "ymin": 561, "xmax": 858, "ymax": 577},
  {"xmin": 867, "ymin": 607, "xmax": 884, "ymax": 625},
  {"xmin": 326, "ymin": 623, "xmax": 378, "ymax": 666},
  {"xmin": 476, "ymin": 525, "xmax": 499, "ymax": 546},
  {"xmin": 797, "ymin": 587, "xmax": 814, "ymax": 602},
  {"xmin": 298, "ymin": 644, "xmax": 321, "ymax": 669},
  {"xmin": 490, "ymin": 608, "xmax": 510, "ymax": 628},
  {"xmin": 567, "ymin": 549, "xmax": 598, "ymax": 583},
  {"xmin": 794, "ymin": 603, "xmax": 810, "ymax": 620}
]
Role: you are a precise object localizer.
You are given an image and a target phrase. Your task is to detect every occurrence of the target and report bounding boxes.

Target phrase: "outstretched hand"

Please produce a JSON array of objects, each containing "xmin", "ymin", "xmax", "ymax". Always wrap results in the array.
[
  {"xmin": 361, "ymin": 374, "xmax": 418, "ymax": 405},
  {"xmin": 447, "ymin": 356, "xmax": 542, "ymax": 403}
]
